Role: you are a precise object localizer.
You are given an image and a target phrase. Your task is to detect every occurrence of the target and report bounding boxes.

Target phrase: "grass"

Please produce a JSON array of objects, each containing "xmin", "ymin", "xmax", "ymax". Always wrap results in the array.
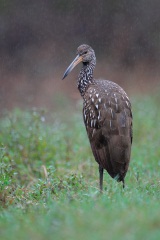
[{"xmin": 0, "ymin": 94, "xmax": 160, "ymax": 240}]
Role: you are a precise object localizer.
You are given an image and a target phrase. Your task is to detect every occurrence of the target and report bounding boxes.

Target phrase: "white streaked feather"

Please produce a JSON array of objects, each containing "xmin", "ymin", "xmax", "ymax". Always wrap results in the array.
[
  {"xmin": 98, "ymin": 110, "xmax": 101, "ymax": 120},
  {"xmin": 110, "ymin": 108, "xmax": 113, "ymax": 118},
  {"xmin": 126, "ymin": 101, "xmax": 129, "ymax": 107},
  {"xmin": 110, "ymin": 120, "xmax": 112, "ymax": 128}
]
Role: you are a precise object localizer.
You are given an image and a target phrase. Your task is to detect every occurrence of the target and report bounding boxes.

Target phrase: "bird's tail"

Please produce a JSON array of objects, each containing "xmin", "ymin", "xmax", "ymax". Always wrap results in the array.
[
  {"xmin": 114, "ymin": 173, "xmax": 124, "ymax": 182},
  {"xmin": 114, "ymin": 173, "xmax": 120, "ymax": 181}
]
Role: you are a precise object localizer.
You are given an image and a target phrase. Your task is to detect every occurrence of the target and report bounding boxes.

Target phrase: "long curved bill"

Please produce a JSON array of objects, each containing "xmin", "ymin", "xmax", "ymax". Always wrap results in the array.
[{"xmin": 62, "ymin": 55, "xmax": 82, "ymax": 80}]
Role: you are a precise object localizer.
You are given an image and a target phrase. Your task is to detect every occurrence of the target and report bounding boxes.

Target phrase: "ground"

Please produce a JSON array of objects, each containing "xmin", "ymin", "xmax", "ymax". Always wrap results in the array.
[{"xmin": 0, "ymin": 94, "xmax": 160, "ymax": 240}]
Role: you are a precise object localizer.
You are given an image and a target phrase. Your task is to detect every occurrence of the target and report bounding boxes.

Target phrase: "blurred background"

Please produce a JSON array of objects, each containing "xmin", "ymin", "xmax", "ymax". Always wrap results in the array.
[{"xmin": 0, "ymin": 0, "xmax": 160, "ymax": 110}]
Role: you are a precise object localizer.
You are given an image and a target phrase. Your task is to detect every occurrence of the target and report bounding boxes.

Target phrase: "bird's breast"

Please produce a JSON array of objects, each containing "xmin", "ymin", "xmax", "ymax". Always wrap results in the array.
[{"xmin": 82, "ymin": 80, "xmax": 132, "ymax": 139}]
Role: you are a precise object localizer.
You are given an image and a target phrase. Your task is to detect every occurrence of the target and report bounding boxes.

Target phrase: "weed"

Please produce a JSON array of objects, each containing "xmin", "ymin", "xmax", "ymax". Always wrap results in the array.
[{"xmin": 0, "ymin": 96, "xmax": 160, "ymax": 240}]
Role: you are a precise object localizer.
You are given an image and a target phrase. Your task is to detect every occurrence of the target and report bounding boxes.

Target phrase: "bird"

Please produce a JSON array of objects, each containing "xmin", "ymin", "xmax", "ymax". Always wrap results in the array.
[{"xmin": 62, "ymin": 44, "xmax": 133, "ymax": 192}]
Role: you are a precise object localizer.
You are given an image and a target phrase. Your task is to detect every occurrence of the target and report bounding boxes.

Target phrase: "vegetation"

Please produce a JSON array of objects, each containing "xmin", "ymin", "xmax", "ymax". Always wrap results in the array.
[{"xmin": 0, "ymin": 95, "xmax": 160, "ymax": 240}]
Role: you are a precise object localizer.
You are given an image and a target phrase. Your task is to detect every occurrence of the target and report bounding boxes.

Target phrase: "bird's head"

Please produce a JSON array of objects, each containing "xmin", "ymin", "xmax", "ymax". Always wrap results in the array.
[{"xmin": 62, "ymin": 44, "xmax": 96, "ymax": 80}]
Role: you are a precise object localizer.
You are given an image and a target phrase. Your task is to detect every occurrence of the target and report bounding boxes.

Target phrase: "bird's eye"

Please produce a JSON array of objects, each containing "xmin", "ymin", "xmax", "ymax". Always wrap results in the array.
[{"xmin": 84, "ymin": 51, "xmax": 87, "ymax": 54}]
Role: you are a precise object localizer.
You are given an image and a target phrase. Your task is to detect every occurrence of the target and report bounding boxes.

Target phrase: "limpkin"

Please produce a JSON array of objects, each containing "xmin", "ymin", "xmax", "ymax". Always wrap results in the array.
[{"xmin": 62, "ymin": 44, "xmax": 132, "ymax": 191}]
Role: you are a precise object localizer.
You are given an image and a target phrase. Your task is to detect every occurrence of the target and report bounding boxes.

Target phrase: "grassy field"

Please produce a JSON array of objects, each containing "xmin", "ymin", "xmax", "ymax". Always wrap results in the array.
[{"xmin": 0, "ymin": 94, "xmax": 160, "ymax": 240}]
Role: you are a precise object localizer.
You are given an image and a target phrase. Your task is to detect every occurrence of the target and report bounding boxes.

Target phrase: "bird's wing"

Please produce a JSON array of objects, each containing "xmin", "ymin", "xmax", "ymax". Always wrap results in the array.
[{"xmin": 83, "ymin": 81, "xmax": 132, "ymax": 180}]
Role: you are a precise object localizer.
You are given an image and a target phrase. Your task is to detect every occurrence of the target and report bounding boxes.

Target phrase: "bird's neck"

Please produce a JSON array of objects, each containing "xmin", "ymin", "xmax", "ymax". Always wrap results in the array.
[{"xmin": 77, "ymin": 62, "xmax": 95, "ymax": 96}]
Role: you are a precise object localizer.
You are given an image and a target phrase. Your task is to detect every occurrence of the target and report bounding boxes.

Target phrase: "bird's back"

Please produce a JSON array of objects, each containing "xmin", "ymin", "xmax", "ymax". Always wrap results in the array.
[{"xmin": 83, "ymin": 79, "xmax": 132, "ymax": 181}]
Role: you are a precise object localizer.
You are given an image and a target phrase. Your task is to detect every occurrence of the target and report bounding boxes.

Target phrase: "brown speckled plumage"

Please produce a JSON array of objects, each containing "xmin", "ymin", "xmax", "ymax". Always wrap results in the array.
[{"xmin": 62, "ymin": 44, "xmax": 133, "ymax": 191}]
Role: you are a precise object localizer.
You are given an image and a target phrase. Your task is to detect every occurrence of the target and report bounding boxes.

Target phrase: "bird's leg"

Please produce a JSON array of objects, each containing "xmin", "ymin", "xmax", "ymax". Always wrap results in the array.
[{"xmin": 99, "ymin": 166, "xmax": 104, "ymax": 193}]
